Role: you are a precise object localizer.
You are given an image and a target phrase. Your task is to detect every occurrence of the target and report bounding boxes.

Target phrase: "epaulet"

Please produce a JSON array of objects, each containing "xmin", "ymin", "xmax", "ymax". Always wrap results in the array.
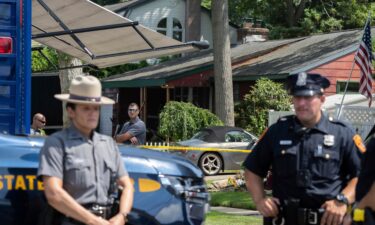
[
  {"xmin": 327, "ymin": 116, "xmax": 348, "ymax": 127},
  {"xmin": 277, "ymin": 115, "xmax": 294, "ymax": 123}
]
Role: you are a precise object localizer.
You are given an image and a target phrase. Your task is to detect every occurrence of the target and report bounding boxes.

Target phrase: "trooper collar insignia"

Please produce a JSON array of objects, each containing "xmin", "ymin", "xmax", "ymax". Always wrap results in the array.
[
  {"xmin": 323, "ymin": 135, "xmax": 335, "ymax": 146},
  {"xmin": 296, "ymin": 72, "xmax": 307, "ymax": 86}
]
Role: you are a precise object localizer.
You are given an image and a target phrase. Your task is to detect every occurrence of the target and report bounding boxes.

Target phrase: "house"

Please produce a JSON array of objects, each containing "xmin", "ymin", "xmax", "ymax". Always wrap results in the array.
[
  {"xmin": 102, "ymin": 28, "xmax": 375, "ymax": 132},
  {"xmin": 105, "ymin": 0, "xmax": 239, "ymax": 47}
]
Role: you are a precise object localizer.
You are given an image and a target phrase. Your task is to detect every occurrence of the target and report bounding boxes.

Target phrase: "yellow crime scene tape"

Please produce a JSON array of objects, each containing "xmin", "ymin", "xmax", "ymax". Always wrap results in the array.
[{"xmin": 139, "ymin": 145, "xmax": 253, "ymax": 153}]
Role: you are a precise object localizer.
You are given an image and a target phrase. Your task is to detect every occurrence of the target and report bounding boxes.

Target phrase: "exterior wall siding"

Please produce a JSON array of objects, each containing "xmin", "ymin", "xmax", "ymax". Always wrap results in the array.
[
  {"xmin": 309, "ymin": 52, "xmax": 374, "ymax": 96},
  {"xmin": 120, "ymin": 0, "xmax": 186, "ymax": 41}
]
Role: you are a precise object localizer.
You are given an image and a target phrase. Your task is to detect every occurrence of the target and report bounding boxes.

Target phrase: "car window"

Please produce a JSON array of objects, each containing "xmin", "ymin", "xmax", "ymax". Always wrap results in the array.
[
  {"xmin": 192, "ymin": 130, "xmax": 210, "ymax": 141},
  {"xmin": 225, "ymin": 131, "xmax": 251, "ymax": 142}
]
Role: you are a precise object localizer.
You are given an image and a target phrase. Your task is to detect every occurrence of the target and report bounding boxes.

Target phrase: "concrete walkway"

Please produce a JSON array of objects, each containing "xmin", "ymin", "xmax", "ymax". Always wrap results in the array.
[{"xmin": 210, "ymin": 206, "xmax": 261, "ymax": 216}]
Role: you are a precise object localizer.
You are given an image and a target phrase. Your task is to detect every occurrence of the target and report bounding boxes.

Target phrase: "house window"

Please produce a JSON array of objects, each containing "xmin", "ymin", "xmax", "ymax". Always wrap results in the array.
[
  {"xmin": 172, "ymin": 18, "xmax": 183, "ymax": 41},
  {"xmin": 336, "ymin": 81, "xmax": 360, "ymax": 93},
  {"xmin": 157, "ymin": 18, "xmax": 167, "ymax": 36},
  {"xmin": 156, "ymin": 17, "xmax": 183, "ymax": 41}
]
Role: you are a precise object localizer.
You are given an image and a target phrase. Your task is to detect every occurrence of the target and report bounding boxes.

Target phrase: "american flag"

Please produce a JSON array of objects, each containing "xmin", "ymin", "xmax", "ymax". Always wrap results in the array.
[{"xmin": 355, "ymin": 19, "xmax": 374, "ymax": 107}]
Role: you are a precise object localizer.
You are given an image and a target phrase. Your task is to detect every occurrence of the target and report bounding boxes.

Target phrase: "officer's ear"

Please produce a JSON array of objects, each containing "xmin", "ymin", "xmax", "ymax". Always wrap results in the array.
[{"xmin": 319, "ymin": 94, "xmax": 326, "ymax": 104}]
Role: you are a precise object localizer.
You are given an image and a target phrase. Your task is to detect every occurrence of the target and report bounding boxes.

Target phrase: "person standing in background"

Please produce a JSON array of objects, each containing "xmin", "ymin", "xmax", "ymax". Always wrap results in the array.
[
  {"xmin": 31, "ymin": 113, "xmax": 46, "ymax": 136},
  {"xmin": 115, "ymin": 103, "xmax": 146, "ymax": 145}
]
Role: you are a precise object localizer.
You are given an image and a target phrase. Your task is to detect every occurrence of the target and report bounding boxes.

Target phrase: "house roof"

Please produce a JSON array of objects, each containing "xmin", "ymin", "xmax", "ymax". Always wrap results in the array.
[
  {"xmin": 105, "ymin": 0, "xmax": 149, "ymax": 13},
  {"xmin": 102, "ymin": 28, "xmax": 369, "ymax": 88},
  {"xmin": 102, "ymin": 38, "xmax": 299, "ymax": 87},
  {"xmin": 233, "ymin": 28, "xmax": 367, "ymax": 78}
]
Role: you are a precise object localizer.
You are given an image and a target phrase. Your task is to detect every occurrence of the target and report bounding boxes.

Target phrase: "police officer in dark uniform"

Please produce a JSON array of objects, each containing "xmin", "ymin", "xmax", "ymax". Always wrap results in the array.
[
  {"xmin": 244, "ymin": 72, "xmax": 363, "ymax": 225},
  {"xmin": 344, "ymin": 134, "xmax": 375, "ymax": 225},
  {"xmin": 38, "ymin": 75, "xmax": 134, "ymax": 225}
]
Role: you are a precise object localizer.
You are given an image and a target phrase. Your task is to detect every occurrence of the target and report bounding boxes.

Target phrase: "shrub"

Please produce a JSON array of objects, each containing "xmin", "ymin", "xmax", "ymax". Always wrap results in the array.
[
  {"xmin": 159, "ymin": 101, "xmax": 223, "ymax": 141},
  {"xmin": 235, "ymin": 78, "xmax": 291, "ymax": 136}
]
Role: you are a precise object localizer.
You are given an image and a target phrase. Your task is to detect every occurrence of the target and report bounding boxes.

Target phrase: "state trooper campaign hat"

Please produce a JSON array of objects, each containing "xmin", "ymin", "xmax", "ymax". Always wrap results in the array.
[
  {"xmin": 286, "ymin": 72, "xmax": 330, "ymax": 96},
  {"xmin": 55, "ymin": 75, "xmax": 115, "ymax": 105}
]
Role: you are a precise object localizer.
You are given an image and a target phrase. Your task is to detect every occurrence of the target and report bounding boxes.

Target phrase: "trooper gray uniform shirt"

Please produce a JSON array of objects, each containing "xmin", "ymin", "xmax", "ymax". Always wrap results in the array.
[{"xmin": 38, "ymin": 125, "xmax": 127, "ymax": 205}]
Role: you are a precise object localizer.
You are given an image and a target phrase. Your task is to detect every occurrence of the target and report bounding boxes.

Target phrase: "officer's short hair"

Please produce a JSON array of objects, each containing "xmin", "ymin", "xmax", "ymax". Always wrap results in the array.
[
  {"xmin": 66, "ymin": 102, "xmax": 76, "ymax": 110},
  {"xmin": 128, "ymin": 103, "xmax": 139, "ymax": 109}
]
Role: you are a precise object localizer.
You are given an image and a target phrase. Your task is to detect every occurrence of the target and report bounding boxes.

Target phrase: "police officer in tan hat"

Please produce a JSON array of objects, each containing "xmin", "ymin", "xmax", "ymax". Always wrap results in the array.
[
  {"xmin": 38, "ymin": 75, "xmax": 133, "ymax": 225},
  {"xmin": 243, "ymin": 72, "xmax": 363, "ymax": 225}
]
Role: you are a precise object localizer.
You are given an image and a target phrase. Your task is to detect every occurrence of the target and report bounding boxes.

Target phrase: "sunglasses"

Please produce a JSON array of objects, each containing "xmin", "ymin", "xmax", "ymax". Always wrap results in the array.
[
  {"xmin": 128, "ymin": 108, "xmax": 138, "ymax": 112},
  {"xmin": 36, "ymin": 118, "xmax": 46, "ymax": 124}
]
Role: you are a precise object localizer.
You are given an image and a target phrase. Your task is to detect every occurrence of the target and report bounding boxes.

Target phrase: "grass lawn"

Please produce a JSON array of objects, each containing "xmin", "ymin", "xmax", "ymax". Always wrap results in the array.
[
  {"xmin": 210, "ymin": 191, "xmax": 256, "ymax": 210},
  {"xmin": 205, "ymin": 211, "xmax": 262, "ymax": 225}
]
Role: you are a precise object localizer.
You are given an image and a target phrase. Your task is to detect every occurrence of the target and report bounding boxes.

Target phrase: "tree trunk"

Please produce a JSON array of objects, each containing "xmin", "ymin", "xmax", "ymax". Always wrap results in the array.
[
  {"xmin": 58, "ymin": 54, "xmax": 83, "ymax": 128},
  {"xmin": 286, "ymin": 0, "xmax": 309, "ymax": 27},
  {"xmin": 212, "ymin": 0, "xmax": 234, "ymax": 126}
]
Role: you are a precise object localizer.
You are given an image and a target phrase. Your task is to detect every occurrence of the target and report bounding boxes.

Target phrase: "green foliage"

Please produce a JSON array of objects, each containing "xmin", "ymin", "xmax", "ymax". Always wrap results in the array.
[
  {"xmin": 268, "ymin": 26, "xmax": 310, "ymax": 39},
  {"xmin": 85, "ymin": 60, "xmax": 149, "ymax": 79},
  {"xmin": 31, "ymin": 46, "xmax": 149, "ymax": 76},
  {"xmin": 31, "ymin": 47, "xmax": 59, "ymax": 72},
  {"xmin": 210, "ymin": 191, "xmax": 256, "ymax": 210},
  {"xmin": 301, "ymin": 0, "xmax": 369, "ymax": 34},
  {"xmin": 235, "ymin": 78, "xmax": 291, "ymax": 136},
  {"xmin": 205, "ymin": 211, "xmax": 262, "ymax": 225},
  {"xmin": 220, "ymin": 0, "xmax": 374, "ymax": 38},
  {"xmin": 201, "ymin": 0, "xmax": 211, "ymax": 9},
  {"xmin": 158, "ymin": 101, "xmax": 223, "ymax": 141}
]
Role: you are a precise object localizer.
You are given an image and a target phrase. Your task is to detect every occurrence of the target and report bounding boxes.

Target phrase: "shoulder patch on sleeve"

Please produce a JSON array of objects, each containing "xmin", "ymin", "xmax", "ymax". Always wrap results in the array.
[
  {"xmin": 257, "ymin": 128, "xmax": 268, "ymax": 143},
  {"xmin": 353, "ymin": 134, "xmax": 366, "ymax": 153}
]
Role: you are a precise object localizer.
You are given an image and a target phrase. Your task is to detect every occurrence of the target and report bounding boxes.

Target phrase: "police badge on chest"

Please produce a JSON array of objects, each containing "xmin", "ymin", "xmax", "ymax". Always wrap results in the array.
[{"xmin": 314, "ymin": 135, "xmax": 334, "ymax": 157}]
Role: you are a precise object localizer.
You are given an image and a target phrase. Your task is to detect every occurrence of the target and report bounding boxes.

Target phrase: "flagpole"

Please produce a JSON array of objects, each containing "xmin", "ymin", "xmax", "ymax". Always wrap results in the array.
[
  {"xmin": 337, "ymin": 62, "xmax": 357, "ymax": 119},
  {"xmin": 337, "ymin": 17, "xmax": 371, "ymax": 119}
]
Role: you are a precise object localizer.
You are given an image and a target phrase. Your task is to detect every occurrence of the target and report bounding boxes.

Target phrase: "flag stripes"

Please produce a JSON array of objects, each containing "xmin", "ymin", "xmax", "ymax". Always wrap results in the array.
[{"xmin": 355, "ymin": 20, "xmax": 373, "ymax": 107}]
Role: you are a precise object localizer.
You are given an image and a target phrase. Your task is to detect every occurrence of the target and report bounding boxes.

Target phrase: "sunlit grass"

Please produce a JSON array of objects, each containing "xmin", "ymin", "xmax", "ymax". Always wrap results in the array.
[
  {"xmin": 210, "ymin": 191, "xmax": 256, "ymax": 210},
  {"xmin": 205, "ymin": 211, "xmax": 262, "ymax": 225}
]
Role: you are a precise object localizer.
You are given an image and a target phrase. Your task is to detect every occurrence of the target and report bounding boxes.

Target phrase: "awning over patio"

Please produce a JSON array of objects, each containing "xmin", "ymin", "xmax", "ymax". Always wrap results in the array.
[{"xmin": 32, "ymin": 0, "xmax": 201, "ymax": 68}]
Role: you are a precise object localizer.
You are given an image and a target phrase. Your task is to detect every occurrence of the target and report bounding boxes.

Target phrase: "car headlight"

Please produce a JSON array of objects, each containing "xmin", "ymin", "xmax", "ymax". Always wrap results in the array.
[
  {"xmin": 159, "ymin": 175, "xmax": 209, "ymax": 203},
  {"xmin": 159, "ymin": 175, "xmax": 185, "ymax": 197}
]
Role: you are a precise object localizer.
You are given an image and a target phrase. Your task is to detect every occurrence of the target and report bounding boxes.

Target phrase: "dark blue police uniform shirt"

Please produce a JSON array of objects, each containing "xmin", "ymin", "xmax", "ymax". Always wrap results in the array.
[
  {"xmin": 356, "ymin": 137, "xmax": 375, "ymax": 201},
  {"xmin": 243, "ymin": 113, "xmax": 362, "ymax": 208}
]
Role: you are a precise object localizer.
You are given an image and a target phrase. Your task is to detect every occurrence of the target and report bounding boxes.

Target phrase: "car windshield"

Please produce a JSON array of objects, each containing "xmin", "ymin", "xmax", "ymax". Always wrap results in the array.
[{"xmin": 191, "ymin": 130, "xmax": 210, "ymax": 140}]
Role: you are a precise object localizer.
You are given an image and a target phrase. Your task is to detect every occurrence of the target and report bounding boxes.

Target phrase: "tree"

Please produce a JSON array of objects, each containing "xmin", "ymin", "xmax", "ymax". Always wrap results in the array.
[
  {"xmin": 31, "ymin": 47, "xmax": 58, "ymax": 72},
  {"xmin": 158, "ymin": 101, "xmax": 223, "ymax": 142},
  {"xmin": 57, "ymin": 54, "xmax": 83, "ymax": 128},
  {"xmin": 205, "ymin": 0, "xmax": 373, "ymax": 39},
  {"xmin": 235, "ymin": 78, "xmax": 291, "ymax": 136},
  {"xmin": 211, "ymin": 0, "xmax": 235, "ymax": 126}
]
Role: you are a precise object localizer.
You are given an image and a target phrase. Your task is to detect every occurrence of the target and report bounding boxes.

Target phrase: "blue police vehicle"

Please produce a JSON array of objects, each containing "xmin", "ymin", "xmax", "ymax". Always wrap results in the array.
[
  {"xmin": 0, "ymin": 134, "xmax": 209, "ymax": 225},
  {"xmin": 0, "ymin": 1, "xmax": 209, "ymax": 224}
]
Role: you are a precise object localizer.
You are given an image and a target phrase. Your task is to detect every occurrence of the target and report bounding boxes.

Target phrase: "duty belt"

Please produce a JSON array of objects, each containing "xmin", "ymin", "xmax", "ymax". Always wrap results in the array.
[
  {"xmin": 84, "ymin": 203, "xmax": 112, "ymax": 218},
  {"xmin": 265, "ymin": 207, "xmax": 325, "ymax": 225},
  {"xmin": 64, "ymin": 203, "xmax": 112, "ymax": 225}
]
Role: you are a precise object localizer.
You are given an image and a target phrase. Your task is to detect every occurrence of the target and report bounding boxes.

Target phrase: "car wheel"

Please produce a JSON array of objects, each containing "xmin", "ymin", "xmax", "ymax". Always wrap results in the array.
[{"xmin": 199, "ymin": 152, "xmax": 222, "ymax": 175}]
